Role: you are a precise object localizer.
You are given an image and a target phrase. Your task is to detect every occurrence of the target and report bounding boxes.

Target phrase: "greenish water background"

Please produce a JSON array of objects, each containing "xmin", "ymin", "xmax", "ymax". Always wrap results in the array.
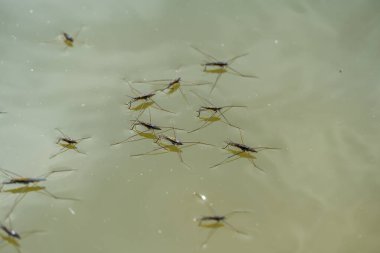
[{"xmin": 0, "ymin": 0, "xmax": 379, "ymax": 252}]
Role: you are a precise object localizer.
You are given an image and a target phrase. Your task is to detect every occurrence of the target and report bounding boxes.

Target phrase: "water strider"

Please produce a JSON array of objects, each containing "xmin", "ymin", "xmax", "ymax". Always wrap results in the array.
[
  {"xmin": 0, "ymin": 167, "xmax": 79, "ymax": 201},
  {"xmin": 210, "ymin": 130, "xmax": 279, "ymax": 171},
  {"xmin": 59, "ymin": 26, "xmax": 84, "ymax": 49},
  {"xmin": 111, "ymin": 112, "xmax": 184, "ymax": 146},
  {"xmin": 50, "ymin": 128, "xmax": 90, "ymax": 159},
  {"xmin": 126, "ymin": 85, "xmax": 174, "ymax": 119},
  {"xmin": 193, "ymin": 192, "xmax": 250, "ymax": 248},
  {"xmin": 0, "ymin": 194, "xmax": 44, "ymax": 252},
  {"xmin": 191, "ymin": 46, "xmax": 258, "ymax": 94},
  {"xmin": 130, "ymin": 77, "xmax": 211, "ymax": 103},
  {"xmin": 188, "ymin": 91, "xmax": 246, "ymax": 133},
  {"xmin": 131, "ymin": 129, "xmax": 214, "ymax": 168}
]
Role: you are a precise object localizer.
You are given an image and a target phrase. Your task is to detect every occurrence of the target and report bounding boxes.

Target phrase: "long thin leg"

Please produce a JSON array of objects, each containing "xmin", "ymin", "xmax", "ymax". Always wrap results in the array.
[
  {"xmin": 55, "ymin": 128, "xmax": 70, "ymax": 139},
  {"xmin": 178, "ymin": 87, "xmax": 189, "ymax": 104},
  {"xmin": 49, "ymin": 148, "xmax": 69, "ymax": 159},
  {"xmin": 191, "ymin": 46, "xmax": 219, "ymax": 62},
  {"xmin": 176, "ymin": 152, "xmax": 192, "ymax": 169},
  {"xmin": 187, "ymin": 120, "xmax": 214, "ymax": 133},
  {"xmin": 223, "ymin": 220, "xmax": 247, "ymax": 235},
  {"xmin": 73, "ymin": 25, "xmax": 84, "ymax": 40},
  {"xmin": 73, "ymin": 148, "xmax": 86, "ymax": 155},
  {"xmin": 130, "ymin": 146, "xmax": 166, "ymax": 157},
  {"xmin": 209, "ymin": 73, "xmax": 222, "ymax": 95},
  {"xmin": 254, "ymin": 147, "xmax": 280, "ymax": 151},
  {"xmin": 239, "ymin": 129, "xmax": 244, "ymax": 144},
  {"xmin": 181, "ymin": 81, "xmax": 211, "ymax": 86},
  {"xmin": 148, "ymin": 107, "xmax": 152, "ymax": 123},
  {"xmin": 124, "ymin": 129, "xmax": 174, "ymax": 143},
  {"xmin": 224, "ymin": 210, "xmax": 252, "ymax": 218},
  {"xmin": 227, "ymin": 66, "xmax": 258, "ymax": 78},
  {"xmin": 0, "ymin": 168, "xmax": 23, "ymax": 179},
  {"xmin": 248, "ymin": 158, "xmax": 265, "ymax": 173},
  {"xmin": 39, "ymin": 168, "xmax": 75, "ymax": 179},
  {"xmin": 131, "ymin": 79, "xmax": 172, "ymax": 84},
  {"xmin": 209, "ymin": 155, "xmax": 241, "ymax": 169},
  {"xmin": 74, "ymin": 136, "xmax": 91, "ymax": 143},
  {"xmin": 201, "ymin": 228, "xmax": 218, "ymax": 248},
  {"xmin": 190, "ymin": 90, "xmax": 216, "ymax": 107},
  {"xmin": 125, "ymin": 136, "xmax": 156, "ymax": 143},
  {"xmin": 181, "ymin": 142, "xmax": 212, "ymax": 148},
  {"xmin": 128, "ymin": 83, "xmax": 143, "ymax": 96},
  {"xmin": 151, "ymin": 100, "xmax": 174, "ymax": 114},
  {"xmin": 226, "ymin": 53, "xmax": 249, "ymax": 64},
  {"xmin": 188, "ymin": 111, "xmax": 219, "ymax": 133},
  {"xmin": 3, "ymin": 194, "xmax": 27, "ymax": 221},
  {"xmin": 226, "ymin": 150, "xmax": 245, "ymax": 159},
  {"xmin": 40, "ymin": 189, "xmax": 80, "ymax": 201},
  {"xmin": 135, "ymin": 108, "xmax": 146, "ymax": 120},
  {"xmin": 110, "ymin": 130, "xmax": 150, "ymax": 146},
  {"xmin": 224, "ymin": 150, "xmax": 263, "ymax": 172},
  {"xmin": 219, "ymin": 118, "xmax": 241, "ymax": 129},
  {"xmin": 218, "ymin": 109, "xmax": 241, "ymax": 129}
]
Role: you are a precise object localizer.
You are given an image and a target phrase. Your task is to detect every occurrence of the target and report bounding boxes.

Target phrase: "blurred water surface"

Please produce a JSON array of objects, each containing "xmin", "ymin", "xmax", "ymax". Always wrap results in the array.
[{"xmin": 0, "ymin": 0, "xmax": 379, "ymax": 252}]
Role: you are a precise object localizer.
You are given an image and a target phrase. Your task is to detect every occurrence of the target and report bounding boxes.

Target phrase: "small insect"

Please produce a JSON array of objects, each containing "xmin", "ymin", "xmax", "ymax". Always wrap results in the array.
[
  {"xmin": 126, "ymin": 92, "xmax": 156, "ymax": 109},
  {"xmin": 0, "ymin": 228, "xmax": 21, "ymax": 252},
  {"xmin": 210, "ymin": 130, "xmax": 279, "ymax": 171},
  {"xmin": 191, "ymin": 46, "xmax": 258, "ymax": 94},
  {"xmin": 131, "ymin": 130, "xmax": 214, "ymax": 168},
  {"xmin": 62, "ymin": 32, "xmax": 74, "ymax": 47},
  {"xmin": 188, "ymin": 91, "xmax": 246, "ymax": 133},
  {"xmin": 0, "ymin": 194, "xmax": 26, "ymax": 240},
  {"xmin": 0, "ymin": 168, "xmax": 71, "ymax": 186},
  {"xmin": 130, "ymin": 77, "xmax": 211, "ymax": 103},
  {"xmin": 59, "ymin": 26, "xmax": 84, "ymax": 49},
  {"xmin": 41, "ymin": 26, "xmax": 85, "ymax": 51},
  {"xmin": 50, "ymin": 128, "xmax": 90, "ymax": 159},
  {"xmin": 126, "ymin": 85, "xmax": 174, "ymax": 118},
  {"xmin": 0, "ymin": 167, "xmax": 79, "ymax": 201},
  {"xmin": 0, "ymin": 195, "xmax": 43, "ymax": 252},
  {"xmin": 193, "ymin": 192, "xmax": 250, "ymax": 248},
  {"xmin": 111, "ymin": 112, "xmax": 184, "ymax": 146},
  {"xmin": 0, "ymin": 225, "xmax": 20, "ymax": 240},
  {"xmin": 0, "ymin": 196, "xmax": 24, "ymax": 252},
  {"xmin": 0, "ymin": 225, "xmax": 42, "ymax": 253}
]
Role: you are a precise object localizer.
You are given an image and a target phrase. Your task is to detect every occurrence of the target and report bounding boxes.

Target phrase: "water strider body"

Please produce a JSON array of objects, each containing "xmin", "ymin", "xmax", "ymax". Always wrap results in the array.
[
  {"xmin": 210, "ymin": 130, "xmax": 279, "ymax": 171},
  {"xmin": 191, "ymin": 45, "xmax": 258, "ymax": 94},
  {"xmin": 62, "ymin": 32, "xmax": 74, "ymax": 47},
  {"xmin": 189, "ymin": 91, "xmax": 245, "ymax": 133},
  {"xmin": 50, "ymin": 128, "xmax": 90, "ymax": 159},
  {"xmin": 131, "ymin": 132, "xmax": 214, "ymax": 168},
  {"xmin": 0, "ymin": 225, "xmax": 20, "ymax": 240},
  {"xmin": 127, "ymin": 93, "xmax": 156, "ymax": 109},
  {"xmin": 131, "ymin": 120, "xmax": 162, "ymax": 131},
  {"xmin": 193, "ymin": 192, "xmax": 250, "ymax": 247},
  {"xmin": 129, "ymin": 77, "xmax": 211, "ymax": 103}
]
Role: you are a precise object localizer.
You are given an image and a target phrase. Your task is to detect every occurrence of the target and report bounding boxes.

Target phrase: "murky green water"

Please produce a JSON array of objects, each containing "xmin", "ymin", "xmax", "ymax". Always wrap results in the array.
[{"xmin": 0, "ymin": 0, "xmax": 379, "ymax": 252}]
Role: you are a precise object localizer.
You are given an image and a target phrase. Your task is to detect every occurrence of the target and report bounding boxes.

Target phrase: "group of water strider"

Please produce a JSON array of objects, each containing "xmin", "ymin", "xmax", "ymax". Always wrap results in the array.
[{"xmin": 0, "ymin": 28, "xmax": 281, "ymax": 251}]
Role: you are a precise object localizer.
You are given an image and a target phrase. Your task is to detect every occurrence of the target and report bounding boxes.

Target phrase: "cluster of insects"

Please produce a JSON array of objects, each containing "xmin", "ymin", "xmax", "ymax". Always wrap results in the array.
[
  {"xmin": 112, "ymin": 45, "xmax": 278, "ymax": 173},
  {"xmin": 0, "ymin": 128, "xmax": 85, "ymax": 252},
  {"xmin": 0, "ymin": 28, "xmax": 281, "ymax": 251},
  {"xmin": 109, "ymin": 45, "xmax": 279, "ymax": 247}
]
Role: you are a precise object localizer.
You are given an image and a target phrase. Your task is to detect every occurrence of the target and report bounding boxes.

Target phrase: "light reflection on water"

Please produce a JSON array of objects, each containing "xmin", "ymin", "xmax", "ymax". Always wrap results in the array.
[{"xmin": 0, "ymin": 0, "xmax": 379, "ymax": 252}]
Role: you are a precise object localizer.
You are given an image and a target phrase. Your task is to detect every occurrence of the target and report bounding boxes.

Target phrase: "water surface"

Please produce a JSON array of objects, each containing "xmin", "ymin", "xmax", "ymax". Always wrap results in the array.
[{"xmin": 0, "ymin": 0, "xmax": 379, "ymax": 252}]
